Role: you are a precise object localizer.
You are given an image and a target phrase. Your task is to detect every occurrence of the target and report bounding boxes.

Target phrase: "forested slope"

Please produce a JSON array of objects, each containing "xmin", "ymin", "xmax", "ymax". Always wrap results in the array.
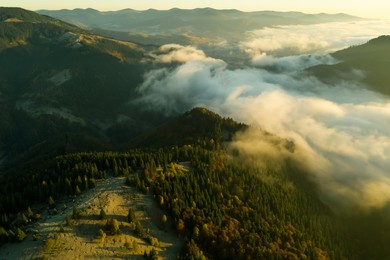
[{"xmin": 0, "ymin": 108, "xmax": 353, "ymax": 259}]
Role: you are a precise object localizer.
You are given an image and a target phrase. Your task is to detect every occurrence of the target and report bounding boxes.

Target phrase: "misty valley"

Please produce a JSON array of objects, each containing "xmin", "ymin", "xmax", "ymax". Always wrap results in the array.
[{"xmin": 1, "ymin": 6, "xmax": 390, "ymax": 259}]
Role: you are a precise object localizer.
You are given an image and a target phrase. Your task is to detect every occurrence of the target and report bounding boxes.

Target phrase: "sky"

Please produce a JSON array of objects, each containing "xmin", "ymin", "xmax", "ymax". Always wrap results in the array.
[{"xmin": 1, "ymin": 0, "xmax": 389, "ymax": 19}]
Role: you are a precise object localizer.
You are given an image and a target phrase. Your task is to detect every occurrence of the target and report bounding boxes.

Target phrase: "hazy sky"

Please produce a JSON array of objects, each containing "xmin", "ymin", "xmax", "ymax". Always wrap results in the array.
[{"xmin": 1, "ymin": 0, "xmax": 389, "ymax": 19}]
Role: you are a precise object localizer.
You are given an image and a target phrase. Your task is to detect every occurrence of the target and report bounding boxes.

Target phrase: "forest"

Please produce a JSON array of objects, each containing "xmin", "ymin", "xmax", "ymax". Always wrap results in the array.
[{"xmin": 0, "ymin": 110, "xmax": 353, "ymax": 259}]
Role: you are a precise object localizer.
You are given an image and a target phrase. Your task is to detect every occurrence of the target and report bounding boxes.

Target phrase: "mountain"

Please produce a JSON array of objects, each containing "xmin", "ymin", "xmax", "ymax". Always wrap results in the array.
[
  {"xmin": 0, "ymin": 7, "xmax": 163, "ymax": 167},
  {"xmin": 130, "ymin": 107, "xmax": 247, "ymax": 148},
  {"xmin": 37, "ymin": 8, "xmax": 363, "ymax": 44},
  {"xmin": 0, "ymin": 106, "xmax": 352, "ymax": 259},
  {"xmin": 308, "ymin": 35, "xmax": 390, "ymax": 96}
]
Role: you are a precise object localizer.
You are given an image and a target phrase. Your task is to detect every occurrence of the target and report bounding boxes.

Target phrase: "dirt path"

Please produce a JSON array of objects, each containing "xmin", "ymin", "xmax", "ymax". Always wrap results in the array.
[{"xmin": 0, "ymin": 176, "xmax": 183, "ymax": 259}]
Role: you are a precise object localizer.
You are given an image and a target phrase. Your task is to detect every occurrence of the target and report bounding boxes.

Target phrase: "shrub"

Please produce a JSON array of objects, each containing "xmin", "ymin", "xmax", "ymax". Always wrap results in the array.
[
  {"xmin": 14, "ymin": 228, "xmax": 26, "ymax": 242},
  {"xmin": 105, "ymin": 218, "xmax": 120, "ymax": 235}
]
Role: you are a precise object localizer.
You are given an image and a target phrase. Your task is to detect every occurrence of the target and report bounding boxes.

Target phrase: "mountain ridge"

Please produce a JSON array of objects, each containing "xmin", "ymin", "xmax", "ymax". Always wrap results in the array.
[
  {"xmin": 308, "ymin": 35, "xmax": 390, "ymax": 96},
  {"xmin": 37, "ymin": 8, "xmax": 363, "ymax": 43},
  {"xmin": 0, "ymin": 7, "xmax": 163, "ymax": 166}
]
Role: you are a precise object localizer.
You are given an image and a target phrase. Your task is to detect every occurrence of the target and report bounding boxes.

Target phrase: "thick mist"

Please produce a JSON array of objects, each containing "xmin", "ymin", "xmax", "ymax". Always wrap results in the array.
[{"xmin": 136, "ymin": 20, "xmax": 390, "ymax": 212}]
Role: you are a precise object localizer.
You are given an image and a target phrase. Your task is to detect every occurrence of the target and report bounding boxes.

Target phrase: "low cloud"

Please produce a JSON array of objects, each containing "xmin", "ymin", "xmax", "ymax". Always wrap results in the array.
[
  {"xmin": 136, "ymin": 24, "xmax": 390, "ymax": 212},
  {"xmin": 252, "ymin": 53, "xmax": 338, "ymax": 72},
  {"xmin": 241, "ymin": 20, "xmax": 390, "ymax": 59},
  {"xmin": 152, "ymin": 44, "xmax": 222, "ymax": 63}
]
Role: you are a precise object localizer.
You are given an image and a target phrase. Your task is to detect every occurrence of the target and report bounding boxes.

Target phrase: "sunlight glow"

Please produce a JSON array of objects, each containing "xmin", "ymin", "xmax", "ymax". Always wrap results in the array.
[{"xmin": 1, "ymin": 0, "xmax": 389, "ymax": 19}]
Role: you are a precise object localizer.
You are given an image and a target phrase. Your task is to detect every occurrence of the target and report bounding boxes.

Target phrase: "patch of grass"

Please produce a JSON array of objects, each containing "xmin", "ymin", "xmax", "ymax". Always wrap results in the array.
[{"xmin": 44, "ymin": 233, "xmax": 59, "ymax": 251}]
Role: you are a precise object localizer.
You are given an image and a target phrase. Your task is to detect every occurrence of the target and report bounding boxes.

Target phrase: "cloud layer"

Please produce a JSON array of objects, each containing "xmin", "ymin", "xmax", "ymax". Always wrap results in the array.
[
  {"xmin": 136, "ymin": 21, "xmax": 390, "ymax": 212},
  {"xmin": 152, "ymin": 44, "xmax": 221, "ymax": 63},
  {"xmin": 241, "ymin": 20, "xmax": 390, "ymax": 59}
]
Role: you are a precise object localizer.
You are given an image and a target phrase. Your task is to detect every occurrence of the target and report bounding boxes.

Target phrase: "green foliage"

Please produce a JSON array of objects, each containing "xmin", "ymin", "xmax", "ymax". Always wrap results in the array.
[
  {"xmin": 65, "ymin": 213, "xmax": 72, "ymax": 226},
  {"xmin": 148, "ymin": 248, "xmax": 159, "ymax": 260},
  {"xmin": 145, "ymin": 235, "xmax": 159, "ymax": 246},
  {"xmin": 0, "ymin": 114, "xmax": 357, "ymax": 257},
  {"xmin": 48, "ymin": 196, "xmax": 56, "ymax": 209},
  {"xmin": 17, "ymin": 213, "xmax": 29, "ymax": 226},
  {"xmin": 127, "ymin": 208, "xmax": 135, "ymax": 223},
  {"xmin": 105, "ymin": 218, "xmax": 120, "ymax": 235},
  {"xmin": 161, "ymin": 214, "xmax": 167, "ymax": 230},
  {"xmin": 72, "ymin": 206, "xmax": 80, "ymax": 219},
  {"xmin": 99, "ymin": 208, "xmax": 107, "ymax": 220},
  {"xmin": 0, "ymin": 227, "xmax": 9, "ymax": 244},
  {"xmin": 310, "ymin": 35, "xmax": 390, "ymax": 96},
  {"xmin": 26, "ymin": 207, "xmax": 34, "ymax": 219},
  {"xmin": 127, "ymin": 145, "xmax": 351, "ymax": 259},
  {"xmin": 14, "ymin": 228, "xmax": 26, "ymax": 242},
  {"xmin": 185, "ymin": 239, "xmax": 206, "ymax": 260}
]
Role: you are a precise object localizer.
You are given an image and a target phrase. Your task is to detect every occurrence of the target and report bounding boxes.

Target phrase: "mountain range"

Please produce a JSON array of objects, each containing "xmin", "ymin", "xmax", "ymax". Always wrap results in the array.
[
  {"xmin": 37, "ymin": 8, "xmax": 362, "ymax": 45},
  {"xmin": 1, "ymin": 7, "xmax": 390, "ymax": 259},
  {"xmin": 0, "ymin": 7, "xmax": 163, "ymax": 166},
  {"xmin": 0, "ymin": 7, "xmax": 387, "ymax": 168}
]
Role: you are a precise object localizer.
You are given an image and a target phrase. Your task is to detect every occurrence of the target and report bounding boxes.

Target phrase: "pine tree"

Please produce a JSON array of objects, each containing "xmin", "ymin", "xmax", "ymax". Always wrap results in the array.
[
  {"xmin": 72, "ymin": 206, "xmax": 80, "ymax": 219},
  {"xmin": 127, "ymin": 208, "xmax": 136, "ymax": 223},
  {"xmin": 48, "ymin": 196, "xmax": 56, "ymax": 209},
  {"xmin": 100, "ymin": 208, "xmax": 107, "ymax": 220},
  {"xmin": 65, "ymin": 213, "xmax": 72, "ymax": 226}
]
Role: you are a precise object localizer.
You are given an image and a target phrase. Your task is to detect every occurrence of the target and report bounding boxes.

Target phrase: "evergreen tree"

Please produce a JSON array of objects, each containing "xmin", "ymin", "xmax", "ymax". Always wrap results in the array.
[
  {"xmin": 127, "ymin": 208, "xmax": 136, "ymax": 223},
  {"xmin": 100, "ymin": 208, "xmax": 107, "ymax": 220}
]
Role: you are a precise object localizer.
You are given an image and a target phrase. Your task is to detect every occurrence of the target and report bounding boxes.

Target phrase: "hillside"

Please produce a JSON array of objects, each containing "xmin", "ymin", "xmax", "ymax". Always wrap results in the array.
[
  {"xmin": 37, "ymin": 8, "xmax": 362, "ymax": 44},
  {"xmin": 308, "ymin": 35, "xmax": 390, "ymax": 96},
  {"xmin": 0, "ymin": 107, "xmax": 353, "ymax": 259},
  {"xmin": 0, "ymin": 7, "xmax": 163, "ymax": 166},
  {"xmin": 130, "ymin": 107, "xmax": 247, "ymax": 148}
]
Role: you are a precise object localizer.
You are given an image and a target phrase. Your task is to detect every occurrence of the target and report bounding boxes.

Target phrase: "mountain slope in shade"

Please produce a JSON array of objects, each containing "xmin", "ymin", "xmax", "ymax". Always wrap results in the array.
[
  {"xmin": 308, "ymin": 35, "xmax": 390, "ymax": 96},
  {"xmin": 0, "ymin": 8, "xmax": 163, "ymax": 165},
  {"xmin": 130, "ymin": 107, "xmax": 247, "ymax": 148}
]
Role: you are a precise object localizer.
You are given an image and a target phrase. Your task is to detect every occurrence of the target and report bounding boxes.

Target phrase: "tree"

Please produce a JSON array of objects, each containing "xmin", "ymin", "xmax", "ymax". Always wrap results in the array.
[
  {"xmin": 100, "ymin": 208, "xmax": 107, "ymax": 220},
  {"xmin": 65, "ymin": 213, "xmax": 72, "ymax": 226},
  {"xmin": 105, "ymin": 218, "xmax": 120, "ymax": 235},
  {"xmin": 98, "ymin": 229, "xmax": 106, "ymax": 244},
  {"xmin": 185, "ymin": 239, "xmax": 206, "ymax": 260},
  {"xmin": 176, "ymin": 219, "xmax": 185, "ymax": 236},
  {"xmin": 72, "ymin": 206, "xmax": 80, "ymax": 219},
  {"xmin": 48, "ymin": 196, "xmax": 56, "ymax": 209},
  {"xmin": 127, "ymin": 208, "xmax": 135, "ymax": 223},
  {"xmin": 161, "ymin": 214, "xmax": 168, "ymax": 230},
  {"xmin": 149, "ymin": 248, "xmax": 158, "ymax": 260},
  {"xmin": 17, "ymin": 213, "xmax": 29, "ymax": 226},
  {"xmin": 0, "ymin": 227, "xmax": 9, "ymax": 244},
  {"xmin": 26, "ymin": 207, "xmax": 34, "ymax": 220},
  {"xmin": 193, "ymin": 226, "xmax": 200, "ymax": 239},
  {"xmin": 14, "ymin": 228, "xmax": 26, "ymax": 242},
  {"xmin": 75, "ymin": 185, "xmax": 81, "ymax": 196}
]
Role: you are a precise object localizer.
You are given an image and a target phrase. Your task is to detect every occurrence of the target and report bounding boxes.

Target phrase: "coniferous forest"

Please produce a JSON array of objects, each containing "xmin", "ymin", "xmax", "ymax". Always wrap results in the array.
[{"xmin": 0, "ymin": 108, "xmax": 354, "ymax": 259}]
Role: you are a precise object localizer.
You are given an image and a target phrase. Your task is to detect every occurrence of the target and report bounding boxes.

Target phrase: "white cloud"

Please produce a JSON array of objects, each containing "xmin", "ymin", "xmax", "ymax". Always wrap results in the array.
[
  {"xmin": 136, "ymin": 51, "xmax": 390, "ymax": 211},
  {"xmin": 240, "ymin": 20, "xmax": 390, "ymax": 59},
  {"xmin": 135, "ymin": 22, "xmax": 390, "ymax": 212},
  {"xmin": 152, "ymin": 44, "xmax": 222, "ymax": 63}
]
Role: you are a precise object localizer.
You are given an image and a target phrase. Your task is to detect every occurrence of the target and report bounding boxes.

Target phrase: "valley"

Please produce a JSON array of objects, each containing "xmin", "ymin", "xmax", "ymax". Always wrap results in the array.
[{"xmin": 1, "ymin": 5, "xmax": 390, "ymax": 259}]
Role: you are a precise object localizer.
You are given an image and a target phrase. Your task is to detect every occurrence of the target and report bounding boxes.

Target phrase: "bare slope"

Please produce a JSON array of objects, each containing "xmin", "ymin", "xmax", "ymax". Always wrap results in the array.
[{"xmin": 0, "ymin": 176, "xmax": 182, "ymax": 259}]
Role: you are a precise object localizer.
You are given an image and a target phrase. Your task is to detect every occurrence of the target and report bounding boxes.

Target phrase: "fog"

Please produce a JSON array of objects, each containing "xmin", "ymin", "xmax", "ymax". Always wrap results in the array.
[
  {"xmin": 136, "ymin": 20, "xmax": 390, "ymax": 212},
  {"xmin": 241, "ymin": 20, "xmax": 390, "ymax": 57}
]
